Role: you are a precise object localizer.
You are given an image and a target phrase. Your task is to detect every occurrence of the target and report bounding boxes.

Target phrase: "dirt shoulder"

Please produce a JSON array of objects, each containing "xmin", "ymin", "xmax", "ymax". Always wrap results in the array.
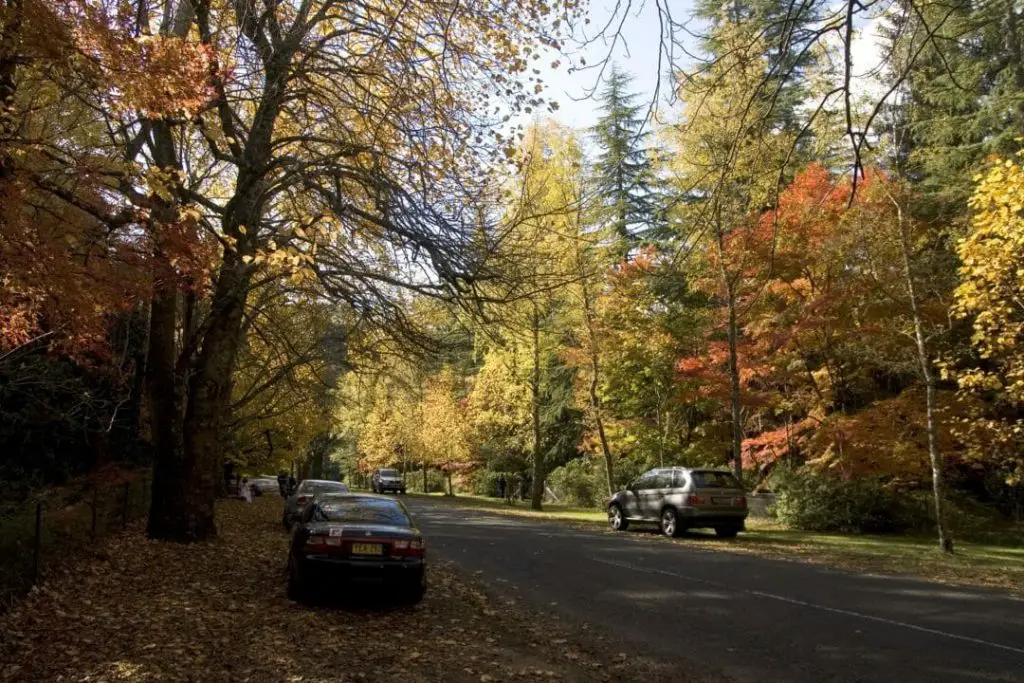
[{"xmin": 0, "ymin": 496, "xmax": 689, "ymax": 683}]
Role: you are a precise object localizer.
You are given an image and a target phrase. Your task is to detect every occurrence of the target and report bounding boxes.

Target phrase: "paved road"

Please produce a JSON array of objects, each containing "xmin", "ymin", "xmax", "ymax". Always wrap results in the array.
[{"xmin": 406, "ymin": 497, "xmax": 1024, "ymax": 683}]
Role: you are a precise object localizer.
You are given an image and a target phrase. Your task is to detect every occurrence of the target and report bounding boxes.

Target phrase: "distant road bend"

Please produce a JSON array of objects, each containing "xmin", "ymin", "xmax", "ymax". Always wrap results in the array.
[{"xmin": 407, "ymin": 497, "xmax": 1024, "ymax": 683}]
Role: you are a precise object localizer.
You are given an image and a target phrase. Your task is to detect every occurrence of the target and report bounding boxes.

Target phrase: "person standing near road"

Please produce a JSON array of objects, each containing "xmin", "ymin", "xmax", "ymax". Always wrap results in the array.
[
  {"xmin": 240, "ymin": 477, "xmax": 253, "ymax": 503},
  {"xmin": 497, "ymin": 474, "xmax": 507, "ymax": 500}
]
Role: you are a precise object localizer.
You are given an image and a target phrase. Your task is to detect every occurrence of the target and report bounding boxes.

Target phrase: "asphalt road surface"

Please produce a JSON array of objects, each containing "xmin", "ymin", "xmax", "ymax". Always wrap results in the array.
[{"xmin": 406, "ymin": 497, "xmax": 1024, "ymax": 683}]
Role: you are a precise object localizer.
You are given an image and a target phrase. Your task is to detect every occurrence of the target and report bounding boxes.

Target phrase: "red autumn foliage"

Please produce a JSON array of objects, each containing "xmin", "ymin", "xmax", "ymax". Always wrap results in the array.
[
  {"xmin": 54, "ymin": 0, "xmax": 216, "ymax": 116},
  {"xmin": 0, "ymin": 0, "xmax": 216, "ymax": 359}
]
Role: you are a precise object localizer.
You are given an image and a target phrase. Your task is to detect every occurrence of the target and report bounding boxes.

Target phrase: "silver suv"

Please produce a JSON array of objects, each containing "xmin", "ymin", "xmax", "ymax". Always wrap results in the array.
[
  {"xmin": 607, "ymin": 467, "xmax": 748, "ymax": 538},
  {"xmin": 371, "ymin": 468, "xmax": 405, "ymax": 494}
]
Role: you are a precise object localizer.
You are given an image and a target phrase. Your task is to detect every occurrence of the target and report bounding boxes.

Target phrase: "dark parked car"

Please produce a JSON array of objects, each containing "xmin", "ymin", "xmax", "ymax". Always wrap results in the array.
[
  {"xmin": 607, "ymin": 467, "xmax": 748, "ymax": 538},
  {"xmin": 371, "ymin": 468, "xmax": 405, "ymax": 494},
  {"xmin": 283, "ymin": 479, "xmax": 349, "ymax": 528},
  {"xmin": 287, "ymin": 493, "xmax": 426, "ymax": 603}
]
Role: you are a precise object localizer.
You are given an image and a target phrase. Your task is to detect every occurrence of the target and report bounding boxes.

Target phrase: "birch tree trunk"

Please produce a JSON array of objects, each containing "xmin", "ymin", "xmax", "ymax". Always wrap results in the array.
[
  {"xmin": 530, "ymin": 304, "xmax": 545, "ymax": 510},
  {"xmin": 577, "ymin": 258, "xmax": 615, "ymax": 495},
  {"xmin": 892, "ymin": 197, "xmax": 953, "ymax": 552}
]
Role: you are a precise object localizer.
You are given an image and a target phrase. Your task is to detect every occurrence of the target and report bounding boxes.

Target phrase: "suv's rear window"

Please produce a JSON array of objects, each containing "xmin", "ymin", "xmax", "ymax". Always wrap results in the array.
[
  {"xmin": 314, "ymin": 497, "xmax": 410, "ymax": 526},
  {"xmin": 691, "ymin": 471, "xmax": 742, "ymax": 489}
]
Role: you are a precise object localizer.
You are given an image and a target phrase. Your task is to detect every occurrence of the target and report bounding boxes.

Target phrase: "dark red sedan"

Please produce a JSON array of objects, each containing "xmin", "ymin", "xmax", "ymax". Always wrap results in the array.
[{"xmin": 287, "ymin": 493, "xmax": 425, "ymax": 604}]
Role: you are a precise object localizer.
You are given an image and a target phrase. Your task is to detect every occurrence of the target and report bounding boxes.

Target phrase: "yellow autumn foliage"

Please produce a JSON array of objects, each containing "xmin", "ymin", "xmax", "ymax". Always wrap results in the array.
[{"xmin": 955, "ymin": 155, "xmax": 1024, "ymax": 404}]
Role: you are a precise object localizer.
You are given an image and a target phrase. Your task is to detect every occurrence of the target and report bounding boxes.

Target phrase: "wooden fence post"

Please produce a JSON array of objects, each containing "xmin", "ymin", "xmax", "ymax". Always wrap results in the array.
[
  {"xmin": 91, "ymin": 488, "xmax": 98, "ymax": 539},
  {"xmin": 32, "ymin": 502, "xmax": 42, "ymax": 585},
  {"xmin": 122, "ymin": 482, "xmax": 130, "ymax": 530}
]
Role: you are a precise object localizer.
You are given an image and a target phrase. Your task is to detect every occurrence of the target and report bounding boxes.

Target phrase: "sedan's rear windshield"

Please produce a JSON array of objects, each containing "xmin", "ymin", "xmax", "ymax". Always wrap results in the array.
[
  {"xmin": 299, "ymin": 480, "xmax": 347, "ymax": 493},
  {"xmin": 379, "ymin": 469, "xmax": 399, "ymax": 476},
  {"xmin": 691, "ymin": 471, "xmax": 742, "ymax": 489},
  {"xmin": 313, "ymin": 497, "xmax": 410, "ymax": 526}
]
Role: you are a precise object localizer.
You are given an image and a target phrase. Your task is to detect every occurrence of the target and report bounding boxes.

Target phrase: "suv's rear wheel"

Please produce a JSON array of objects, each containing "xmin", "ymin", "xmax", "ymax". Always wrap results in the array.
[
  {"xmin": 608, "ymin": 503, "xmax": 628, "ymax": 531},
  {"xmin": 660, "ymin": 507, "xmax": 683, "ymax": 538}
]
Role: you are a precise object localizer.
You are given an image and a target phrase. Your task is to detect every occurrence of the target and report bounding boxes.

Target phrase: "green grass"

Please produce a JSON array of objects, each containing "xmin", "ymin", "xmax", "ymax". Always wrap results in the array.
[{"xmin": 408, "ymin": 492, "xmax": 1024, "ymax": 595}]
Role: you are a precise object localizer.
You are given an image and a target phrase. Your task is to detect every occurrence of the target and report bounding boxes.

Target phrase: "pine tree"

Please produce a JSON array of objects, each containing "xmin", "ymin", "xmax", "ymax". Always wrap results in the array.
[
  {"xmin": 887, "ymin": 1, "xmax": 1024, "ymax": 215},
  {"xmin": 590, "ymin": 66, "xmax": 660, "ymax": 257}
]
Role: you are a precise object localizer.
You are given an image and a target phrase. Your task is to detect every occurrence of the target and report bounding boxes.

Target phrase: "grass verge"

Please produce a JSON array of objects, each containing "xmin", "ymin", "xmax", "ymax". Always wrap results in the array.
[{"xmin": 407, "ymin": 492, "xmax": 1024, "ymax": 596}]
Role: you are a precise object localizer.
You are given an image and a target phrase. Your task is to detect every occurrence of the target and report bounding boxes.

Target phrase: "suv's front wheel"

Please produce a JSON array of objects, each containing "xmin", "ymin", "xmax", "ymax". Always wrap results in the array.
[{"xmin": 608, "ymin": 503, "xmax": 629, "ymax": 531}]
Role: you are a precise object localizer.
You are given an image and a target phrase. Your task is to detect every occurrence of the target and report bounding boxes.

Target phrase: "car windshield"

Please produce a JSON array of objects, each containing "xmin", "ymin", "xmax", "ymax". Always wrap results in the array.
[
  {"xmin": 299, "ymin": 480, "xmax": 347, "ymax": 494},
  {"xmin": 691, "ymin": 471, "xmax": 742, "ymax": 489},
  {"xmin": 313, "ymin": 497, "xmax": 410, "ymax": 526},
  {"xmin": 379, "ymin": 469, "xmax": 399, "ymax": 477}
]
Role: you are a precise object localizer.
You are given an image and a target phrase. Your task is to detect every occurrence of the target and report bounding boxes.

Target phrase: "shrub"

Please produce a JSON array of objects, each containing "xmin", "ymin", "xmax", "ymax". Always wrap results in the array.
[
  {"xmin": 467, "ymin": 469, "xmax": 500, "ymax": 497},
  {"xmin": 547, "ymin": 458, "xmax": 601, "ymax": 508},
  {"xmin": 771, "ymin": 468, "xmax": 922, "ymax": 533}
]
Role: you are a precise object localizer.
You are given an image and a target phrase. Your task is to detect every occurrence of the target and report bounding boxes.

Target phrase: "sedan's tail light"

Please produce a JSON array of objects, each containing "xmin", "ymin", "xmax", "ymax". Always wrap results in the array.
[
  {"xmin": 297, "ymin": 496, "xmax": 308, "ymax": 505},
  {"xmin": 735, "ymin": 496, "xmax": 747, "ymax": 507},
  {"xmin": 304, "ymin": 535, "xmax": 328, "ymax": 551},
  {"xmin": 393, "ymin": 538, "xmax": 425, "ymax": 557}
]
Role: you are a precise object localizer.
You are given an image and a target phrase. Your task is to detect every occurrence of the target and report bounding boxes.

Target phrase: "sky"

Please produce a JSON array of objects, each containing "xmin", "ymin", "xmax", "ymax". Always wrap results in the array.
[
  {"xmin": 529, "ymin": 0, "xmax": 889, "ymax": 133},
  {"xmin": 539, "ymin": 0, "xmax": 681, "ymax": 131}
]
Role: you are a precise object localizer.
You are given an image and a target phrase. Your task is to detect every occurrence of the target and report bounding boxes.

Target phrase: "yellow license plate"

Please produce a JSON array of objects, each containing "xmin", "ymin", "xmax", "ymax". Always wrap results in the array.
[{"xmin": 351, "ymin": 543, "xmax": 383, "ymax": 555}]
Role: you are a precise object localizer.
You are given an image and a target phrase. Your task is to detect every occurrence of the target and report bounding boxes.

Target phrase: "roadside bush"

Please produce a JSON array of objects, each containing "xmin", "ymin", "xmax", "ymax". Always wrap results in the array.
[
  {"xmin": 468, "ymin": 470, "xmax": 500, "ymax": 497},
  {"xmin": 772, "ymin": 468, "xmax": 922, "ymax": 533},
  {"xmin": 547, "ymin": 458, "xmax": 601, "ymax": 508}
]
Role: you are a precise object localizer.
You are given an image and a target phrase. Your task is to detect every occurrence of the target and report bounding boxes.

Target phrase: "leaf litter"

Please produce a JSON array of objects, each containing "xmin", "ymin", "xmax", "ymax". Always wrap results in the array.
[{"xmin": 0, "ymin": 497, "xmax": 691, "ymax": 683}]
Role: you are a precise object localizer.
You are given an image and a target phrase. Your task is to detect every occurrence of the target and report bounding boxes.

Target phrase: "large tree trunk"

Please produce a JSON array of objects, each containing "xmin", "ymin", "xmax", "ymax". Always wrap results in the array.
[
  {"xmin": 145, "ymin": 114, "xmax": 198, "ymax": 539},
  {"xmin": 530, "ymin": 306, "xmax": 544, "ymax": 510},
  {"xmin": 146, "ymin": 287, "xmax": 191, "ymax": 540},
  {"xmin": 177, "ymin": 253, "xmax": 251, "ymax": 540},
  {"xmin": 893, "ymin": 197, "xmax": 953, "ymax": 552}
]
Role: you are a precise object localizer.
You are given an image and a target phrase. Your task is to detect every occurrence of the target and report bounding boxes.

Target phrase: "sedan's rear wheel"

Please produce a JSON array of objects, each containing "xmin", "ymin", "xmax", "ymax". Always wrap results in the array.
[
  {"xmin": 403, "ymin": 582, "xmax": 425, "ymax": 605},
  {"xmin": 660, "ymin": 507, "xmax": 683, "ymax": 538},
  {"xmin": 608, "ymin": 503, "xmax": 629, "ymax": 531}
]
